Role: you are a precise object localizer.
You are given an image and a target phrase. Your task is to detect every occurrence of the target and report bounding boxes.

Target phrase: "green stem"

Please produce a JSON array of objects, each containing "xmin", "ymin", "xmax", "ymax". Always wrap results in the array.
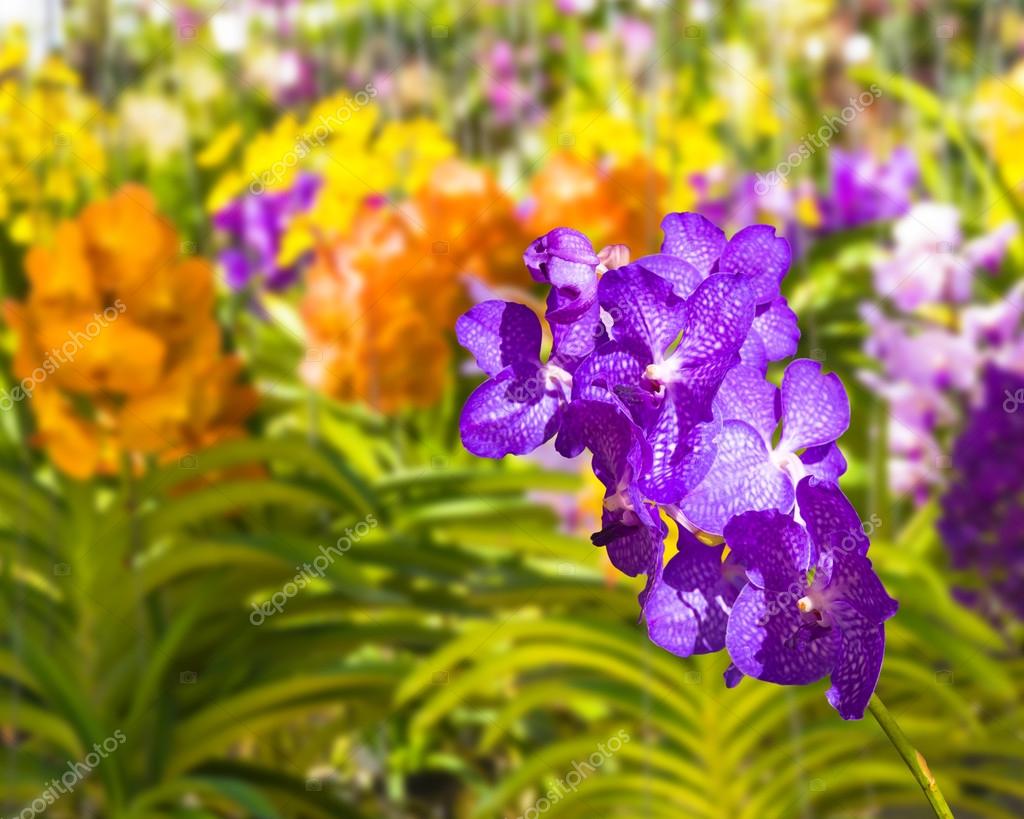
[{"xmin": 867, "ymin": 694, "xmax": 955, "ymax": 818}]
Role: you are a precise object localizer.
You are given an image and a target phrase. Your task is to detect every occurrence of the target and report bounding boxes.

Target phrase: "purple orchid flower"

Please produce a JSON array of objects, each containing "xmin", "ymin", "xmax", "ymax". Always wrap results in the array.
[
  {"xmin": 657, "ymin": 213, "xmax": 800, "ymax": 369},
  {"xmin": 455, "ymin": 211, "xmax": 899, "ymax": 722},
  {"xmin": 458, "ymin": 229, "xmax": 604, "ymax": 458},
  {"xmin": 940, "ymin": 365, "xmax": 1024, "ymax": 621},
  {"xmin": 214, "ymin": 172, "xmax": 321, "ymax": 292},
  {"xmin": 819, "ymin": 147, "xmax": 918, "ymax": 232},
  {"xmin": 557, "ymin": 399, "xmax": 666, "ymax": 579},
  {"xmin": 724, "ymin": 478, "xmax": 898, "ymax": 719},
  {"xmin": 643, "ymin": 526, "xmax": 745, "ymax": 657},
  {"xmin": 679, "ymin": 359, "xmax": 851, "ymax": 535},
  {"xmin": 579, "ymin": 265, "xmax": 756, "ymax": 503}
]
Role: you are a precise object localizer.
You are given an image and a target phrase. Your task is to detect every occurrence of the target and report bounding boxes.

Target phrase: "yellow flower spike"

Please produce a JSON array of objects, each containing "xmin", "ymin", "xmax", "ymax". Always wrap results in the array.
[
  {"xmin": 277, "ymin": 219, "xmax": 316, "ymax": 267},
  {"xmin": 0, "ymin": 29, "xmax": 28, "ymax": 74},
  {"xmin": 796, "ymin": 192, "xmax": 823, "ymax": 229},
  {"xmin": 197, "ymin": 123, "xmax": 243, "ymax": 168}
]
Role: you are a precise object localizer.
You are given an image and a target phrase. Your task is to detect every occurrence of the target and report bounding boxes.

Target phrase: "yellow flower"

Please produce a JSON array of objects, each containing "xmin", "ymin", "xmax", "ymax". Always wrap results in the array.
[
  {"xmin": 0, "ymin": 52, "xmax": 107, "ymax": 244},
  {"xmin": 6, "ymin": 186, "xmax": 255, "ymax": 478},
  {"xmin": 973, "ymin": 60, "xmax": 1024, "ymax": 222},
  {"xmin": 206, "ymin": 95, "xmax": 458, "ymax": 252},
  {"xmin": 197, "ymin": 122, "xmax": 243, "ymax": 168}
]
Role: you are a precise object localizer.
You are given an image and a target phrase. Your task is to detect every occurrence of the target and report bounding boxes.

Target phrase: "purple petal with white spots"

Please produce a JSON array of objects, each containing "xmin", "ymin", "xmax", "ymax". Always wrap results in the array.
[
  {"xmin": 739, "ymin": 328, "xmax": 768, "ymax": 372},
  {"xmin": 598, "ymin": 263, "xmax": 687, "ymax": 355},
  {"xmin": 796, "ymin": 477, "xmax": 868, "ymax": 577},
  {"xmin": 825, "ymin": 601, "xmax": 886, "ymax": 720},
  {"xmin": 778, "ymin": 359, "xmax": 850, "ymax": 453},
  {"xmin": 660, "ymin": 212, "xmax": 726, "ymax": 275},
  {"xmin": 642, "ymin": 392, "xmax": 703, "ymax": 502},
  {"xmin": 456, "ymin": 301, "xmax": 542, "ymax": 378},
  {"xmin": 556, "ymin": 399, "xmax": 646, "ymax": 487},
  {"xmin": 718, "ymin": 225, "xmax": 791, "ymax": 304},
  {"xmin": 548, "ymin": 291, "xmax": 606, "ymax": 372},
  {"xmin": 726, "ymin": 583, "xmax": 839, "ymax": 685},
  {"xmin": 569, "ymin": 339, "xmax": 657, "ymax": 425},
  {"xmin": 723, "ymin": 508, "xmax": 810, "ymax": 590},
  {"xmin": 634, "ymin": 253, "xmax": 704, "ymax": 298},
  {"xmin": 646, "ymin": 530, "xmax": 737, "ymax": 656},
  {"xmin": 460, "ymin": 366, "xmax": 564, "ymax": 458},
  {"xmin": 715, "ymin": 364, "xmax": 779, "ymax": 443},
  {"xmin": 678, "ymin": 415, "xmax": 722, "ymax": 494},
  {"xmin": 800, "ymin": 444, "xmax": 848, "ymax": 483},
  {"xmin": 677, "ymin": 275, "xmax": 756, "ymax": 369},
  {"xmin": 643, "ymin": 566, "xmax": 700, "ymax": 657},
  {"xmin": 680, "ymin": 422, "xmax": 794, "ymax": 536},
  {"xmin": 752, "ymin": 297, "xmax": 800, "ymax": 361},
  {"xmin": 826, "ymin": 553, "xmax": 899, "ymax": 623}
]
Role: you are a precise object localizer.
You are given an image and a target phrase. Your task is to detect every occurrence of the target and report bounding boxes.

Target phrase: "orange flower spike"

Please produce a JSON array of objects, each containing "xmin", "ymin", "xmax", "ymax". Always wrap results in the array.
[
  {"xmin": 8, "ymin": 185, "xmax": 255, "ymax": 477},
  {"xmin": 24, "ymin": 221, "xmax": 99, "ymax": 314}
]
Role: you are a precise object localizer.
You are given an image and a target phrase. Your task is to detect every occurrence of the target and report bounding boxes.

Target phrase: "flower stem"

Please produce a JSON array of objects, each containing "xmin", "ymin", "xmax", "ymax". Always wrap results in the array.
[{"xmin": 867, "ymin": 694, "xmax": 955, "ymax": 818}]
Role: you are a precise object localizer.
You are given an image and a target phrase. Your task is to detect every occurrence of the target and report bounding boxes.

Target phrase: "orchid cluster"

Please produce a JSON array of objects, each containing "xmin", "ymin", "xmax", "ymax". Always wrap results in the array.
[
  {"xmin": 213, "ymin": 173, "xmax": 321, "ymax": 294},
  {"xmin": 861, "ymin": 202, "xmax": 1019, "ymax": 501},
  {"xmin": 457, "ymin": 213, "xmax": 897, "ymax": 719},
  {"xmin": 939, "ymin": 365, "xmax": 1024, "ymax": 622}
]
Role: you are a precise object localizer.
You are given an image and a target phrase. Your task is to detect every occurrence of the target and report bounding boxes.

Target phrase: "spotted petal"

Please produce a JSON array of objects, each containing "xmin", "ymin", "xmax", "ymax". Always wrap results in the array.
[
  {"xmin": 556, "ymin": 399, "xmax": 647, "ymax": 487},
  {"xmin": 641, "ymin": 388, "xmax": 721, "ymax": 503},
  {"xmin": 752, "ymin": 297, "xmax": 800, "ymax": 361},
  {"xmin": 548, "ymin": 291, "xmax": 605, "ymax": 371},
  {"xmin": 598, "ymin": 263, "xmax": 686, "ymax": 355},
  {"xmin": 826, "ymin": 553, "xmax": 899, "ymax": 623},
  {"xmin": 677, "ymin": 274, "xmax": 755, "ymax": 369},
  {"xmin": 796, "ymin": 477, "xmax": 868, "ymax": 573},
  {"xmin": 680, "ymin": 422, "xmax": 794, "ymax": 536},
  {"xmin": 723, "ymin": 508, "xmax": 809, "ymax": 590},
  {"xmin": 634, "ymin": 253, "xmax": 704, "ymax": 298},
  {"xmin": 456, "ymin": 301, "xmax": 542, "ymax": 378},
  {"xmin": 660, "ymin": 212, "xmax": 726, "ymax": 276},
  {"xmin": 460, "ymin": 365, "xmax": 563, "ymax": 458},
  {"xmin": 778, "ymin": 359, "xmax": 850, "ymax": 453},
  {"xmin": 726, "ymin": 583, "xmax": 840, "ymax": 685},
  {"xmin": 569, "ymin": 339, "xmax": 657, "ymax": 425},
  {"xmin": 645, "ymin": 531, "xmax": 736, "ymax": 656},
  {"xmin": 718, "ymin": 225, "xmax": 791, "ymax": 304},
  {"xmin": 715, "ymin": 364, "xmax": 779, "ymax": 443},
  {"xmin": 825, "ymin": 601, "xmax": 886, "ymax": 720},
  {"xmin": 800, "ymin": 443, "xmax": 848, "ymax": 484}
]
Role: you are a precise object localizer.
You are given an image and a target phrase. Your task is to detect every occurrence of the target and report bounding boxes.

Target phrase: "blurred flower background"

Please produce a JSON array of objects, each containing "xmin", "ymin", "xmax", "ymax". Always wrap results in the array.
[{"xmin": 0, "ymin": 1, "xmax": 1021, "ymax": 817}]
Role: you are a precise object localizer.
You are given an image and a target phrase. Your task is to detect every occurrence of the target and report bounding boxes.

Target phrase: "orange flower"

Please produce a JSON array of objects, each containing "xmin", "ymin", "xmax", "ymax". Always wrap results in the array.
[
  {"xmin": 301, "ymin": 160, "xmax": 524, "ymax": 413},
  {"xmin": 5, "ymin": 186, "xmax": 255, "ymax": 478},
  {"xmin": 523, "ymin": 152, "xmax": 666, "ymax": 256}
]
